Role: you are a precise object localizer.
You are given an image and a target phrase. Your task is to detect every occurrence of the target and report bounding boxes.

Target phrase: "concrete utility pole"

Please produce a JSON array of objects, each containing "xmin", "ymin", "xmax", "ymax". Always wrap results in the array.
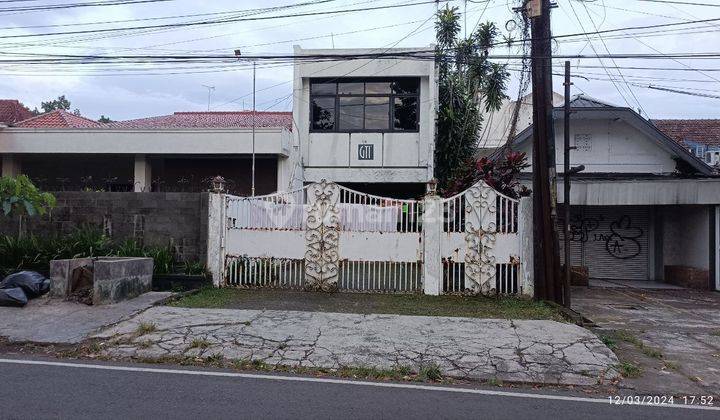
[
  {"xmin": 251, "ymin": 61, "xmax": 256, "ymax": 197},
  {"xmin": 527, "ymin": 0, "xmax": 563, "ymax": 304}
]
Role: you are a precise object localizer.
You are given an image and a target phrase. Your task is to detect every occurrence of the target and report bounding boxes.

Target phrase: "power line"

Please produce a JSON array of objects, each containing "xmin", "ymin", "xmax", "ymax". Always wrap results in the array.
[
  {"xmin": 0, "ymin": 0, "xmax": 448, "ymax": 39},
  {"xmin": 0, "ymin": 0, "xmax": 174, "ymax": 13},
  {"xmin": 627, "ymin": 0, "xmax": 720, "ymax": 7}
]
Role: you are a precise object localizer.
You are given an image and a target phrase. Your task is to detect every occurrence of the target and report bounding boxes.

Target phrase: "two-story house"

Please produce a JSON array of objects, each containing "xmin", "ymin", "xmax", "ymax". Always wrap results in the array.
[{"xmin": 292, "ymin": 46, "xmax": 436, "ymax": 198}]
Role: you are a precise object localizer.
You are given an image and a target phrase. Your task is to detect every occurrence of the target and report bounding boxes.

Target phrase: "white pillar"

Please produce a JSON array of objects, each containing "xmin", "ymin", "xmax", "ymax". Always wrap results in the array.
[
  {"xmin": 1, "ymin": 155, "xmax": 21, "ymax": 177},
  {"xmin": 422, "ymin": 194, "xmax": 443, "ymax": 295},
  {"xmin": 206, "ymin": 192, "xmax": 226, "ymax": 287},
  {"xmin": 518, "ymin": 196, "xmax": 534, "ymax": 297},
  {"xmin": 133, "ymin": 154, "xmax": 152, "ymax": 192}
]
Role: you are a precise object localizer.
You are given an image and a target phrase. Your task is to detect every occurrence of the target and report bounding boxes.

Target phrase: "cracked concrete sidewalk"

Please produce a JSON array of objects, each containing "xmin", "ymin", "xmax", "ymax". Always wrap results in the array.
[
  {"xmin": 0, "ymin": 292, "xmax": 172, "ymax": 344},
  {"xmin": 94, "ymin": 306, "xmax": 619, "ymax": 386}
]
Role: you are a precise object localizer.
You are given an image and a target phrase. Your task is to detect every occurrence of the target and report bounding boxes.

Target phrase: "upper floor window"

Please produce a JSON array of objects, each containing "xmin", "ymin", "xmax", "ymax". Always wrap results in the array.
[{"xmin": 310, "ymin": 77, "xmax": 420, "ymax": 132}]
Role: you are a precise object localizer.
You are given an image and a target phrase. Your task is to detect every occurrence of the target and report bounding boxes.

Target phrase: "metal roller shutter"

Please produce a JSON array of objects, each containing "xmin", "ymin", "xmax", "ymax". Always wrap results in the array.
[{"xmin": 559, "ymin": 206, "xmax": 650, "ymax": 281}]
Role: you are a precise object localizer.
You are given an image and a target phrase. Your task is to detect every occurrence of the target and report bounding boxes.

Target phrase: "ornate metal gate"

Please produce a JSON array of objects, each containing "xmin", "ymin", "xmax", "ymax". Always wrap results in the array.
[{"xmin": 210, "ymin": 180, "xmax": 531, "ymax": 295}]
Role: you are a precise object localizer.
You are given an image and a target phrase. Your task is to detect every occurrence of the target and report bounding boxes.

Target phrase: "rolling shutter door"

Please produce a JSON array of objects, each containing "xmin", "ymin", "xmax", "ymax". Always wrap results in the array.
[{"xmin": 560, "ymin": 206, "xmax": 650, "ymax": 281}]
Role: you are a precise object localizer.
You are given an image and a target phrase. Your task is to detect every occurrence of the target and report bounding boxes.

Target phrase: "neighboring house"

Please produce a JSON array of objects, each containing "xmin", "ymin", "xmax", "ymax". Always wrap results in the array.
[
  {"xmin": 293, "ymin": 46, "xmax": 436, "ymax": 198},
  {"xmin": 0, "ymin": 47, "xmax": 436, "ymax": 198},
  {"xmin": 509, "ymin": 95, "xmax": 720, "ymax": 291},
  {"xmin": 0, "ymin": 99, "xmax": 33, "ymax": 126},
  {"xmin": 478, "ymin": 91, "xmax": 564, "ymax": 154},
  {"xmin": 0, "ymin": 109, "xmax": 297, "ymax": 195},
  {"xmin": 652, "ymin": 119, "xmax": 720, "ymax": 168}
]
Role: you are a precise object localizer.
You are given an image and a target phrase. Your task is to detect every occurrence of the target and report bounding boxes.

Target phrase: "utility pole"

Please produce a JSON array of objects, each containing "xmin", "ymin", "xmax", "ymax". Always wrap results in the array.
[
  {"xmin": 251, "ymin": 61, "xmax": 256, "ymax": 197},
  {"xmin": 562, "ymin": 61, "xmax": 585, "ymax": 308},
  {"xmin": 562, "ymin": 61, "xmax": 572, "ymax": 308},
  {"xmin": 527, "ymin": 0, "xmax": 562, "ymax": 304}
]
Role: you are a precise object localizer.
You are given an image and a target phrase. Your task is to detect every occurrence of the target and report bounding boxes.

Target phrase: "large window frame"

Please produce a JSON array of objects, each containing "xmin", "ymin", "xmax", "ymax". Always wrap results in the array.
[{"xmin": 309, "ymin": 77, "xmax": 420, "ymax": 133}]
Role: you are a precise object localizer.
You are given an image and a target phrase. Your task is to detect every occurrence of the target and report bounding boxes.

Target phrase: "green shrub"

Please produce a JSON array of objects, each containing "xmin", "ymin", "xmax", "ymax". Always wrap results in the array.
[
  {"xmin": 0, "ymin": 225, "xmax": 182, "ymax": 276},
  {"xmin": 0, "ymin": 175, "xmax": 56, "ymax": 217}
]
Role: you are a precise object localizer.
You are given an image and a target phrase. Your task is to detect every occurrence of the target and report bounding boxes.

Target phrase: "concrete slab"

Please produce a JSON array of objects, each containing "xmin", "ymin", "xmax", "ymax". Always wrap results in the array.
[
  {"xmin": 588, "ymin": 279, "xmax": 684, "ymax": 290},
  {"xmin": 95, "ymin": 307, "xmax": 619, "ymax": 386},
  {"xmin": 572, "ymin": 286, "xmax": 720, "ymax": 395},
  {"xmin": 0, "ymin": 292, "xmax": 172, "ymax": 344}
]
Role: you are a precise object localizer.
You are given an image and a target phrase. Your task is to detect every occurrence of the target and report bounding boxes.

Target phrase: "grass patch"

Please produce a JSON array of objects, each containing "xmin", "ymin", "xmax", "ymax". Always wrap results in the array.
[
  {"xmin": 135, "ymin": 322, "xmax": 157, "ymax": 336},
  {"xmin": 418, "ymin": 363, "xmax": 443, "ymax": 381},
  {"xmin": 617, "ymin": 362, "xmax": 642, "ymax": 378},
  {"xmin": 169, "ymin": 288, "xmax": 563, "ymax": 321},
  {"xmin": 710, "ymin": 331, "xmax": 720, "ymax": 337},
  {"xmin": 611, "ymin": 329, "xmax": 663, "ymax": 359},
  {"xmin": 599, "ymin": 335, "xmax": 618, "ymax": 351},
  {"xmin": 187, "ymin": 338, "xmax": 211, "ymax": 350}
]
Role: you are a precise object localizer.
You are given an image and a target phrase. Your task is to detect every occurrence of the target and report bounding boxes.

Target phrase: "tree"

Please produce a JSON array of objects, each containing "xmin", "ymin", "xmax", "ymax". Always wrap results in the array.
[
  {"xmin": 0, "ymin": 175, "xmax": 56, "ymax": 217},
  {"xmin": 434, "ymin": 7, "xmax": 510, "ymax": 194},
  {"xmin": 40, "ymin": 95, "xmax": 71, "ymax": 113},
  {"xmin": 98, "ymin": 115, "xmax": 113, "ymax": 123}
]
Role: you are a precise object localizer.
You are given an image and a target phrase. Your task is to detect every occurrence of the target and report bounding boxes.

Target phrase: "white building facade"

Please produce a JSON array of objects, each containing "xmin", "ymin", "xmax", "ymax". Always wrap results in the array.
[{"xmin": 293, "ymin": 46, "xmax": 436, "ymax": 197}]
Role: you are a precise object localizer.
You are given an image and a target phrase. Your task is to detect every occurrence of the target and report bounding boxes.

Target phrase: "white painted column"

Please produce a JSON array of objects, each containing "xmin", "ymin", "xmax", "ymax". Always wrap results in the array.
[
  {"xmin": 133, "ymin": 154, "xmax": 152, "ymax": 192},
  {"xmin": 422, "ymin": 194, "xmax": 443, "ymax": 295},
  {"xmin": 518, "ymin": 196, "xmax": 534, "ymax": 297},
  {"xmin": 1, "ymin": 155, "xmax": 21, "ymax": 177},
  {"xmin": 206, "ymin": 192, "xmax": 226, "ymax": 287}
]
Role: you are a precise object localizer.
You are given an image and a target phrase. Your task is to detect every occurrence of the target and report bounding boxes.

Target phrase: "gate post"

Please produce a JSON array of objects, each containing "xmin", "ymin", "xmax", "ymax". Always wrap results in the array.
[
  {"xmin": 423, "ymin": 194, "xmax": 443, "ymax": 295},
  {"xmin": 206, "ymin": 191, "xmax": 226, "ymax": 287},
  {"xmin": 518, "ymin": 196, "xmax": 534, "ymax": 296}
]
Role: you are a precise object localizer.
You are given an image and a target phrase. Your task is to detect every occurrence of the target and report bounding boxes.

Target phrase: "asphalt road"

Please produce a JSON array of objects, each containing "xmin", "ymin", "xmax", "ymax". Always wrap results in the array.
[{"xmin": 0, "ymin": 358, "xmax": 716, "ymax": 420}]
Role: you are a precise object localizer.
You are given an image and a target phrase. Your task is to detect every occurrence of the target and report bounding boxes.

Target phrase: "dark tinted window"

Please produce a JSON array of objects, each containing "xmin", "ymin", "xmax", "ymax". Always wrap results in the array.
[
  {"xmin": 394, "ymin": 97, "xmax": 418, "ymax": 131},
  {"xmin": 392, "ymin": 79, "xmax": 419, "ymax": 94},
  {"xmin": 311, "ymin": 97, "xmax": 335, "ymax": 130},
  {"xmin": 309, "ymin": 78, "xmax": 419, "ymax": 132},
  {"xmin": 365, "ymin": 97, "xmax": 389, "ymax": 130},
  {"xmin": 338, "ymin": 97, "xmax": 363, "ymax": 130},
  {"xmin": 311, "ymin": 81, "xmax": 336, "ymax": 95},
  {"xmin": 338, "ymin": 82, "xmax": 364, "ymax": 95}
]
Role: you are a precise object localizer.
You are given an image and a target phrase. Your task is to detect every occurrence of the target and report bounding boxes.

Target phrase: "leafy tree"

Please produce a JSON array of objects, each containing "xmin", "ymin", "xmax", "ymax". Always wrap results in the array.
[
  {"xmin": 434, "ymin": 6, "xmax": 509, "ymax": 194},
  {"xmin": 40, "ymin": 95, "xmax": 72, "ymax": 113},
  {"xmin": 0, "ymin": 175, "xmax": 56, "ymax": 217},
  {"xmin": 98, "ymin": 115, "xmax": 113, "ymax": 123}
]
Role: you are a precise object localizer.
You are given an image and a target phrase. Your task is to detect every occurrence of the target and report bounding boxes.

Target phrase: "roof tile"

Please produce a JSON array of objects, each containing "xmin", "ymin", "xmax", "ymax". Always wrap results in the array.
[
  {"xmin": 0, "ymin": 99, "xmax": 33, "ymax": 125},
  {"xmin": 13, "ymin": 109, "xmax": 105, "ymax": 128},
  {"xmin": 652, "ymin": 119, "xmax": 720, "ymax": 147},
  {"xmin": 111, "ymin": 111, "xmax": 293, "ymax": 130}
]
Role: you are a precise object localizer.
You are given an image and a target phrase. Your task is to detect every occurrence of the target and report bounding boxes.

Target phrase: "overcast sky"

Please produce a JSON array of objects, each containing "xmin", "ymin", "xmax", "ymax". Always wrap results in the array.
[{"xmin": 0, "ymin": 0, "xmax": 718, "ymax": 121}]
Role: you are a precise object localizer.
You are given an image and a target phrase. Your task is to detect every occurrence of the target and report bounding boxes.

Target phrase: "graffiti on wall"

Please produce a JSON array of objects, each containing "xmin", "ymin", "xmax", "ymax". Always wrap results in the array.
[{"xmin": 564, "ymin": 214, "xmax": 644, "ymax": 260}]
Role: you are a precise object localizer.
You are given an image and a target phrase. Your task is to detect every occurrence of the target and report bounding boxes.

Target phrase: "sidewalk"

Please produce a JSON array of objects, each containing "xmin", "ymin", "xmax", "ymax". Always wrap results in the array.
[{"xmin": 94, "ymin": 306, "xmax": 619, "ymax": 386}]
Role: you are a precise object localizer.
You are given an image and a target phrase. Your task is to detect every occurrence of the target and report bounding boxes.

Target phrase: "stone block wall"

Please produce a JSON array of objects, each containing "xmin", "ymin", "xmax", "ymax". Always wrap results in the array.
[{"xmin": 0, "ymin": 192, "xmax": 209, "ymax": 263}]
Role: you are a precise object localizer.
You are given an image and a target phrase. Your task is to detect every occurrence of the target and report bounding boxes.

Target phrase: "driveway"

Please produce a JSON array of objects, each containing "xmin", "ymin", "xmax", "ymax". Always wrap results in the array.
[{"xmin": 572, "ymin": 286, "xmax": 720, "ymax": 396}]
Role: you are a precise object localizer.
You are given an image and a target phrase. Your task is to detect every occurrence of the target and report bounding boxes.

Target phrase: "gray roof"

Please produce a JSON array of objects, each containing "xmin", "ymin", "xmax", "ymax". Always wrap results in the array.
[{"xmin": 567, "ymin": 94, "xmax": 617, "ymax": 108}]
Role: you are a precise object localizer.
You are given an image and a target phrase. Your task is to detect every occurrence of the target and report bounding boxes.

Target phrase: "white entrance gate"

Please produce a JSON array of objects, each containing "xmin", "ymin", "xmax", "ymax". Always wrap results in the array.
[{"xmin": 207, "ymin": 180, "xmax": 532, "ymax": 296}]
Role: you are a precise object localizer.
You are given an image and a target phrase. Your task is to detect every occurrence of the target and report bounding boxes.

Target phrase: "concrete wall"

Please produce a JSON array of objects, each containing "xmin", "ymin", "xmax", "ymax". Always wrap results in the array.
[
  {"xmin": 293, "ymin": 46, "xmax": 436, "ymax": 184},
  {"xmin": 517, "ymin": 118, "xmax": 678, "ymax": 174},
  {"xmin": 0, "ymin": 192, "xmax": 209, "ymax": 262},
  {"xmin": 661, "ymin": 205, "xmax": 710, "ymax": 270}
]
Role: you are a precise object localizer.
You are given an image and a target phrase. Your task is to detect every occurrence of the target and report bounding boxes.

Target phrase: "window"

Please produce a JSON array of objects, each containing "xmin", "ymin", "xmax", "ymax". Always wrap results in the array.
[{"xmin": 310, "ymin": 77, "xmax": 420, "ymax": 132}]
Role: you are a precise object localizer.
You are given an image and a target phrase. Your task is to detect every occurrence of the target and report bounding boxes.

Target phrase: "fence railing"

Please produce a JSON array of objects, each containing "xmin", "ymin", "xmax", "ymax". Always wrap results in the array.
[{"xmin": 208, "ymin": 180, "xmax": 532, "ymax": 297}]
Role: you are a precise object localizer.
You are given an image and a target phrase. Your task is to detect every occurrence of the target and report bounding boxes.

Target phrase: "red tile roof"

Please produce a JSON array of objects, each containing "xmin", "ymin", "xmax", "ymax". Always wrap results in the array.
[
  {"xmin": 111, "ymin": 111, "xmax": 293, "ymax": 130},
  {"xmin": 652, "ymin": 119, "xmax": 720, "ymax": 147},
  {"xmin": 13, "ymin": 109, "xmax": 105, "ymax": 128},
  {"xmin": 0, "ymin": 99, "xmax": 33, "ymax": 125}
]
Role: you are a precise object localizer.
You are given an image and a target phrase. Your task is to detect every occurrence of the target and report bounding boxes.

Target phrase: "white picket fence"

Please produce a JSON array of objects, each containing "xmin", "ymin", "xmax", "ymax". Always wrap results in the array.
[{"xmin": 207, "ymin": 180, "xmax": 533, "ymax": 296}]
